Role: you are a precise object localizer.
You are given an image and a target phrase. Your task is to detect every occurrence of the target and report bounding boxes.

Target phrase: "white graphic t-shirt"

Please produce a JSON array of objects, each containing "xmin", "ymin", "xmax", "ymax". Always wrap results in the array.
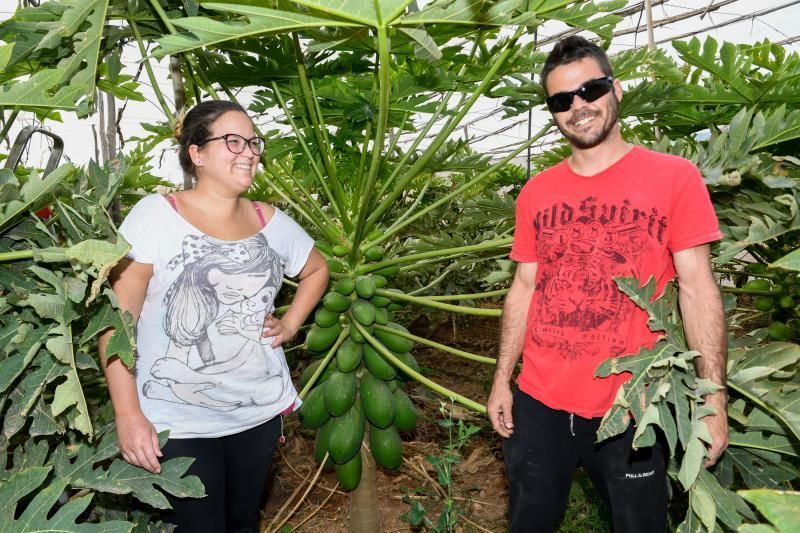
[{"xmin": 118, "ymin": 194, "xmax": 314, "ymax": 438}]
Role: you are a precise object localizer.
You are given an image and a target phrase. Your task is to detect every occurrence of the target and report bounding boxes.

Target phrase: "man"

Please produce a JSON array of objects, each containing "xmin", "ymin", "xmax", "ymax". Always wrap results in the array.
[{"xmin": 487, "ymin": 36, "xmax": 729, "ymax": 533}]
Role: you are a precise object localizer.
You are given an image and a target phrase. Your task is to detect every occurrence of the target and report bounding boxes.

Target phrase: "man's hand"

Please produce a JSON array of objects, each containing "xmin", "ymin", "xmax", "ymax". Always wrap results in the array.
[
  {"xmin": 704, "ymin": 390, "xmax": 729, "ymax": 467},
  {"xmin": 488, "ymin": 382, "xmax": 515, "ymax": 438}
]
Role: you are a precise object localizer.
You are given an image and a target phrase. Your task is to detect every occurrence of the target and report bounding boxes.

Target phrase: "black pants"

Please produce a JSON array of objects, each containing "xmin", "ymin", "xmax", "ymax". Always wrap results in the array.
[
  {"xmin": 503, "ymin": 390, "xmax": 667, "ymax": 533},
  {"xmin": 161, "ymin": 417, "xmax": 282, "ymax": 533}
]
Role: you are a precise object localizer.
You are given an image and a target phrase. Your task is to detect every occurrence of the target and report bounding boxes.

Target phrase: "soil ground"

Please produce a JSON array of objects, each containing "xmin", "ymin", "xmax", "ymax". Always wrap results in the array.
[{"xmin": 259, "ymin": 316, "xmax": 608, "ymax": 532}]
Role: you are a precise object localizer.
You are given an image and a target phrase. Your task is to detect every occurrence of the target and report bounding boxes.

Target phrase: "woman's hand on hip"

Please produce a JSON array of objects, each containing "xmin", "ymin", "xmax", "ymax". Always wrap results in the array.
[{"xmin": 262, "ymin": 314, "xmax": 299, "ymax": 348}]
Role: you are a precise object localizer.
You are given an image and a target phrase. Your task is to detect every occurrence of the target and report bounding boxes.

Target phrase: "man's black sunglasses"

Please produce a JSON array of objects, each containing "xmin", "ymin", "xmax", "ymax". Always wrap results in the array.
[
  {"xmin": 545, "ymin": 76, "xmax": 614, "ymax": 113},
  {"xmin": 197, "ymin": 133, "xmax": 266, "ymax": 155}
]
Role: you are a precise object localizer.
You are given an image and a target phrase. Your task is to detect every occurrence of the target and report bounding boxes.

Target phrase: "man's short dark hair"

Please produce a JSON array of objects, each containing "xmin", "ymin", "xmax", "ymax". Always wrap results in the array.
[{"xmin": 540, "ymin": 36, "xmax": 613, "ymax": 94}]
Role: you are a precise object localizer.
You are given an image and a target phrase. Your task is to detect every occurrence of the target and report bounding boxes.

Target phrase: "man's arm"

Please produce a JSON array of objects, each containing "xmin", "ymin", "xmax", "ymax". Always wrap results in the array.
[
  {"xmin": 673, "ymin": 244, "xmax": 728, "ymax": 466},
  {"xmin": 487, "ymin": 262, "xmax": 538, "ymax": 438}
]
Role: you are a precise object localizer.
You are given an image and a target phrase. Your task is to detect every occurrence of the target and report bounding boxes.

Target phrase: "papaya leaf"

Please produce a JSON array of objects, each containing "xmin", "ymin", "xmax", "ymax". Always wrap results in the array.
[
  {"xmin": 738, "ymin": 490, "xmax": 800, "ymax": 532},
  {"xmin": 691, "ymin": 480, "xmax": 717, "ymax": 531},
  {"xmin": 95, "ymin": 457, "xmax": 205, "ymax": 509},
  {"xmin": 153, "ymin": 4, "xmax": 359, "ymax": 58},
  {"xmin": 678, "ymin": 408, "xmax": 714, "ymax": 490},
  {"xmin": 0, "ymin": 323, "xmax": 49, "ymax": 395},
  {"xmin": 295, "ymin": 0, "xmax": 413, "ymax": 25},
  {"xmin": 80, "ymin": 292, "xmax": 136, "ymax": 367},
  {"xmin": 0, "ymin": 0, "xmax": 108, "ymax": 110},
  {"xmin": 727, "ymin": 448, "xmax": 797, "ymax": 489},
  {"xmin": 398, "ymin": 27, "xmax": 442, "ymax": 61},
  {"xmin": 0, "ymin": 165, "xmax": 75, "ymax": 233},
  {"xmin": 0, "ymin": 466, "xmax": 52, "ymax": 523},
  {"xmin": 672, "ymin": 37, "xmax": 756, "ymax": 103},
  {"xmin": 49, "ymin": 323, "xmax": 93, "ymax": 437},
  {"xmin": 539, "ymin": 0, "xmax": 626, "ymax": 41},
  {"xmin": 695, "ymin": 467, "xmax": 754, "ymax": 529},
  {"xmin": 771, "ymin": 247, "xmax": 800, "ymax": 271},
  {"xmin": 400, "ymin": 0, "xmax": 512, "ymax": 25},
  {"xmin": 7, "ymin": 478, "xmax": 131, "ymax": 533},
  {"xmin": 29, "ymin": 396, "xmax": 66, "ymax": 436},
  {"xmin": 2, "ymin": 351, "xmax": 66, "ymax": 439}
]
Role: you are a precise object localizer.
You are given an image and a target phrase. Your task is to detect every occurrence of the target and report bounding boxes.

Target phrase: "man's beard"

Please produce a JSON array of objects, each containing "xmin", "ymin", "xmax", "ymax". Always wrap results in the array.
[{"xmin": 556, "ymin": 95, "xmax": 620, "ymax": 150}]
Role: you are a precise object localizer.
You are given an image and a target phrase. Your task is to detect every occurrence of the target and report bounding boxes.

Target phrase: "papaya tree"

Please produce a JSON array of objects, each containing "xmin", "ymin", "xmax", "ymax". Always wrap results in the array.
[{"xmin": 1, "ymin": 0, "xmax": 800, "ymax": 530}]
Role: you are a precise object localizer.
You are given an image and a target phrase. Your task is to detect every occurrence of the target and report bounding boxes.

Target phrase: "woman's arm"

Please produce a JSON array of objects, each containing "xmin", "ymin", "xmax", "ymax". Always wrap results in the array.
[
  {"xmin": 99, "ymin": 258, "xmax": 163, "ymax": 473},
  {"xmin": 263, "ymin": 248, "xmax": 329, "ymax": 348}
]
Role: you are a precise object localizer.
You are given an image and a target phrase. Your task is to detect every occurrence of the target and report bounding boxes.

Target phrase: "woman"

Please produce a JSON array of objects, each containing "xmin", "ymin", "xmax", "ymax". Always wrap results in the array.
[{"xmin": 99, "ymin": 100, "xmax": 329, "ymax": 532}]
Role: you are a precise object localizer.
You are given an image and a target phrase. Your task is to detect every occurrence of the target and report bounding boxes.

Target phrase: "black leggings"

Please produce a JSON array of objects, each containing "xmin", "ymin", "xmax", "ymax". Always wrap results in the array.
[
  {"xmin": 503, "ymin": 390, "xmax": 668, "ymax": 533},
  {"xmin": 160, "ymin": 417, "xmax": 282, "ymax": 533}
]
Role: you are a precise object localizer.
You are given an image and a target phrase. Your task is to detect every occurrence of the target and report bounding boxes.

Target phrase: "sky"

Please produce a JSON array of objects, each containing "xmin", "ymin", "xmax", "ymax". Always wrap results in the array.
[{"xmin": 1, "ymin": 0, "xmax": 799, "ymax": 183}]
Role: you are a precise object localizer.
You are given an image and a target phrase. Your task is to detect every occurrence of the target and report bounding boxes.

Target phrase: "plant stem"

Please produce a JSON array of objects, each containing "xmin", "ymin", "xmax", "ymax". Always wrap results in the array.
[
  {"xmin": 298, "ymin": 327, "xmax": 349, "ymax": 399},
  {"xmin": 0, "ymin": 250, "xmax": 35, "ymax": 262},
  {"xmin": 425, "ymin": 289, "xmax": 509, "ymax": 301},
  {"xmin": 373, "ymin": 39, "xmax": 481, "ymax": 202},
  {"xmin": 128, "ymin": 13, "xmax": 174, "ymax": 126},
  {"xmin": 291, "ymin": 34, "xmax": 349, "ymax": 231},
  {"xmin": 719, "ymin": 287, "xmax": 780, "ymax": 296},
  {"xmin": 270, "ymin": 81, "xmax": 343, "ymax": 224},
  {"xmin": 370, "ymin": 121, "xmax": 553, "ymax": 247},
  {"xmin": 372, "ymin": 324, "xmax": 496, "ymax": 364},
  {"xmin": 350, "ymin": 25, "xmax": 392, "ymax": 261},
  {"xmin": 373, "ymin": 288, "xmax": 501, "ymax": 317},
  {"xmin": 354, "ymin": 321, "xmax": 486, "ymax": 413},
  {"xmin": 358, "ymin": 238, "xmax": 512, "ymax": 274},
  {"xmin": 254, "ymin": 172, "xmax": 323, "ymax": 231},
  {"xmin": 0, "ymin": 108, "xmax": 20, "ymax": 144},
  {"xmin": 146, "ymin": 0, "xmax": 221, "ymax": 100},
  {"xmin": 367, "ymin": 36, "xmax": 519, "ymax": 229}
]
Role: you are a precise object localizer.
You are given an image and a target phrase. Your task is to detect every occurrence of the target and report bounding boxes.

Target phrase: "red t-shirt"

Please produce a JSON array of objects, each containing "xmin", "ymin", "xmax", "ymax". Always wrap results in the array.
[{"xmin": 510, "ymin": 146, "xmax": 721, "ymax": 418}]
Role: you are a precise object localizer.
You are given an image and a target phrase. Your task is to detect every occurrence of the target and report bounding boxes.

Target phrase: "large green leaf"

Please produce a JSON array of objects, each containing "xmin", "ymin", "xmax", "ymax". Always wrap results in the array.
[
  {"xmin": 79, "ymin": 291, "xmax": 136, "ymax": 367},
  {"xmin": 52, "ymin": 431, "xmax": 205, "ymax": 509},
  {"xmin": 538, "ymin": 0, "xmax": 625, "ymax": 41},
  {"xmin": 34, "ymin": 238, "xmax": 130, "ymax": 304},
  {"xmin": 0, "ymin": 165, "xmax": 75, "ymax": 234},
  {"xmin": 399, "ymin": 0, "xmax": 514, "ymax": 25},
  {"xmin": 771, "ymin": 248, "xmax": 800, "ymax": 271},
  {"xmin": 672, "ymin": 37, "xmax": 756, "ymax": 104},
  {"xmin": 0, "ymin": 0, "xmax": 108, "ymax": 109},
  {"xmin": 4, "ymin": 477, "xmax": 131, "ymax": 533},
  {"xmin": 295, "ymin": 0, "xmax": 414, "ymax": 25},
  {"xmin": 739, "ymin": 490, "xmax": 800, "ymax": 533},
  {"xmin": 153, "ymin": 3, "xmax": 359, "ymax": 57}
]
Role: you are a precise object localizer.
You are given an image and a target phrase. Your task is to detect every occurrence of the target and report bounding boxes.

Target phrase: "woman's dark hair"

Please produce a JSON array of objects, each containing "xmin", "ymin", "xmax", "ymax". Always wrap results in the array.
[
  {"xmin": 176, "ymin": 100, "xmax": 247, "ymax": 175},
  {"xmin": 540, "ymin": 36, "xmax": 613, "ymax": 94}
]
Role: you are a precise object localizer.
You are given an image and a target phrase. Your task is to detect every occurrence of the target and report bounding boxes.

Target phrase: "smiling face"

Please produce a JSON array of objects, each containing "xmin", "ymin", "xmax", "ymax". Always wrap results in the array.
[
  {"xmin": 191, "ymin": 111, "xmax": 259, "ymax": 193},
  {"xmin": 546, "ymin": 57, "xmax": 622, "ymax": 150}
]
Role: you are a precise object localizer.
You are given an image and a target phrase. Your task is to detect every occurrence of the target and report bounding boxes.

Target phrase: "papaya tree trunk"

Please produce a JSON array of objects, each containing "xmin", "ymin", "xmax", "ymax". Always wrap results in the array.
[
  {"xmin": 348, "ymin": 441, "xmax": 380, "ymax": 532},
  {"xmin": 169, "ymin": 55, "xmax": 193, "ymax": 190}
]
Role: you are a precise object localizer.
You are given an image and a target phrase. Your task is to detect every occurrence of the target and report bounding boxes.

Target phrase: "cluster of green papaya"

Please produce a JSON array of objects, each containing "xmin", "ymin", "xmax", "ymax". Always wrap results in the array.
[
  {"xmin": 297, "ymin": 242, "xmax": 421, "ymax": 490},
  {"xmin": 743, "ymin": 265, "xmax": 800, "ymax": 341}
]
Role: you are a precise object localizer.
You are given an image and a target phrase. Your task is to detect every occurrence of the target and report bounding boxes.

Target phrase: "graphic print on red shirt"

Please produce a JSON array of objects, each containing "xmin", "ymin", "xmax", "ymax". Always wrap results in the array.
[
  {"xmin": 531, "ymin": 195, "xmax": 666, "ymax": 361},
  {"xmin": 510, "ymin": 147, "xmax": 721, "ymax": 418}
]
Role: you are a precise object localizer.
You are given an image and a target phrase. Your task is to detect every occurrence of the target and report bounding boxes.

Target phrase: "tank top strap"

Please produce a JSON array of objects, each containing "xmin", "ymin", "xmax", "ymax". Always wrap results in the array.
[
  {"xmin": 164, "ymin": 194, "xmax": 178, "ymax": 212},
  {"xmin": 253, "ymin": 201, "xmax": 267, "ymax": 228}
]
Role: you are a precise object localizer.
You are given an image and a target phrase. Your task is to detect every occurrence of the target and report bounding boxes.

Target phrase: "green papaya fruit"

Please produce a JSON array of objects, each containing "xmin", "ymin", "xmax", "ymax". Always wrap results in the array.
[
  {"xmin": 360, "ymin": 372, "xmax": 396, "ymax": 428},
  {"xmin": 369, "ymin": 424, "xmax": 403, "ymax": 469}
]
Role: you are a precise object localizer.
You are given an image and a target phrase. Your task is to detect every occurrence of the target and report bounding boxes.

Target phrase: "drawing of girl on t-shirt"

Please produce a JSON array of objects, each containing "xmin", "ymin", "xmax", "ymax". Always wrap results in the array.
[{"xmin": 142, "ymin": 233, "xmax": 286, "ymax": 411}]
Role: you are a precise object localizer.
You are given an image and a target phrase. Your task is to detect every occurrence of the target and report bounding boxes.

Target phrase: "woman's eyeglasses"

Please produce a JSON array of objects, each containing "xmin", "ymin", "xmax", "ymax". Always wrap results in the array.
[
  {"xmin": 545, "ymin": 76, "xmax": 614, "ymax": 113},
  {"xmin": 197, "ymin": 134, "xmax": 265, "ymax": 155}
]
